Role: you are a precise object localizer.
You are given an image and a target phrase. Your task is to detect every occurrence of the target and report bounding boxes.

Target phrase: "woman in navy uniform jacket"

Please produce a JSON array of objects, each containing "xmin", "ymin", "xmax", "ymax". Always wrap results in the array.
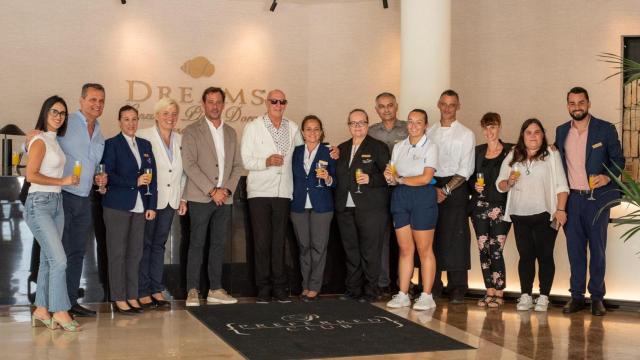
[
  {"xmin": 102, "ymin": 105, "xmax": 157, "ymax": 315},
  {"xmin": 290, "ymin": 115, "xmax": 336, "ymax": 302}
]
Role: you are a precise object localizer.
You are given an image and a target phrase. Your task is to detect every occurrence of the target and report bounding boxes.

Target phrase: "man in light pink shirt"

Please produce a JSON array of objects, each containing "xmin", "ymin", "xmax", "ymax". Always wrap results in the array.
[{"xmin": 554, "ymin": 87, "xmax": 624, "ymax": 317}]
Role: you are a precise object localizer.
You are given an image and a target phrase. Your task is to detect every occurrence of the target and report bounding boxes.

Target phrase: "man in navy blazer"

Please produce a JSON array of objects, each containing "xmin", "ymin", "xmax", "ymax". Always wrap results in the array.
[{"xmin": 555, "ymin": 87, "xmax": 624, "ymax": 316}]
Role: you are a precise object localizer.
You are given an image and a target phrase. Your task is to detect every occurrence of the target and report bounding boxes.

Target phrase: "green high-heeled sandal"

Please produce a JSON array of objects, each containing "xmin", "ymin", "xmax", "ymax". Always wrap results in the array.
[
  {"xmin": 31, "ymin": 313, "xmax": 57, "ymax": 330},
  {"xmin": 52, "ymin": 316, "xmax": 81, "ymax": 332}
]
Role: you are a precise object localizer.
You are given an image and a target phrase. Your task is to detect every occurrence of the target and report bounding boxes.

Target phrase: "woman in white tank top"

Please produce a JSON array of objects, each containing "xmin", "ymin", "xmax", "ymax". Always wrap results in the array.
[{"xmin": 25, "ymin": 96, "xmax": 80, "ymax": 331}]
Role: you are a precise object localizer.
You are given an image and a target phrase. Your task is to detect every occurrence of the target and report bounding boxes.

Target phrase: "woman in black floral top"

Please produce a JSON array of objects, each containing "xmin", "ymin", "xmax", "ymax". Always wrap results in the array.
[{"xmin": 469, "ymin": 113, "xmax": 513, "ymax": 308}]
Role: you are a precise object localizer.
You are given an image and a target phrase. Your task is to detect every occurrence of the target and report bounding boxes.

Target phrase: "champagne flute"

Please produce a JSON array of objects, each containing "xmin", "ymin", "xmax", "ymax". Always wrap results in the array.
[
  {"xmin": 476, "ymin": 172, "xmax": 485, "ymax": 198},
  {"xmin": 96, "ymin": 164, "xmax": 106, "ymax": 193},
  {"xmin": 588, "ymin": 174, "xmax": 597, "ymax": 201},
  {"xmin": 510, "ymin": 164, "xmax": 521, "ymax": 191},
  {"xmin": 73, "ymin": 160, "xmax": 82, "ymax": 186},
  {"xmin": 315, "ymin": 162, "xmax": 326, "ymax": 188},
  {"xmin": 144, "ymin": 168, "xmax": 153, "ymax": 196},
  {"xmin": 386, "ymin": 161, "xmax": 396, "ymax": 184},
  {"xmin": 355, "ymin": 168, "xmax": 363, "ymax": 194}
]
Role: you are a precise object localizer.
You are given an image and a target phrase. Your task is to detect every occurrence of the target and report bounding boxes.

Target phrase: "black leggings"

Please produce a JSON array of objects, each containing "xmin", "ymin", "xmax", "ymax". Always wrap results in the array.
[{"xmin": 510, "ymin": 212, "xmax": 558, "ymax": 296}]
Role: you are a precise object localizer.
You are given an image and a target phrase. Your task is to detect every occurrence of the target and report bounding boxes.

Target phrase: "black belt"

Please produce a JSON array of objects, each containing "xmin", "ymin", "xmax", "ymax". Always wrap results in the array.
[{"xmin": 570, "ymin": 189, "xmax": 591, "ymax": 195}]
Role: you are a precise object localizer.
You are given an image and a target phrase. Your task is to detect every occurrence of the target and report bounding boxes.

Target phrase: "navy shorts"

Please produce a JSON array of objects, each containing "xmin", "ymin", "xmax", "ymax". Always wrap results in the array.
[{"xmin": 390, "ymin": 185, "xmax": 438, "ymax": 230}]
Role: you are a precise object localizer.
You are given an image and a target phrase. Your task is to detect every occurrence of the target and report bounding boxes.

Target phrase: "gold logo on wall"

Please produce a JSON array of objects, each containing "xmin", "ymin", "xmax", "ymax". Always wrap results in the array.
[{"xmin": 180, "ymin": 56, "xmax": 215, "ymax": 78}]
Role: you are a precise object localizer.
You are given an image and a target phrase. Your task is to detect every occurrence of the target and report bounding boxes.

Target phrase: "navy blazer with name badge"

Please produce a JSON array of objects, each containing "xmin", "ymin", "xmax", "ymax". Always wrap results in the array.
[
  {"xmin": 102, "ymin": 132, "xmax": 157, "ymax": 212},
  {"xmin": 291, "ymin": 144, "xmax": 336, "ymax": 213},
  {"xmin": 555, "ymin": 116, "xmax": 624, "ymax": 207}
]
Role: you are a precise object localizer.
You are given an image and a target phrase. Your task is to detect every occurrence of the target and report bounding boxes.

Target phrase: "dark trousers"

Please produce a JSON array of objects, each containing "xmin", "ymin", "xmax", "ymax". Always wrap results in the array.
[
  {"xmin": 433, "ymin": 270, "xmax": 468, "ymax": 298},
  {"xmin": 61, "ymin": 191, "xmax": 93, "ymax": 305},
  {"xmin": 248, "ymin": 197, "xmax": 290, "ymax": 297},
  {"xmin": 565, "ymin": 193, "xmax": 609, "ymax": 301},
  {"xmin": 186, "ymin": 202, "xmax": 231, "ymax": 291},
  {"xmin": 471, "ymin": 202, "xmax": 510, "ymax": 290},
  {"xmin": 139, "ymin": 205, "xmax": 175, "ymax": 296},
  {"xmin": 91, "ymin": 190, "xmax": 109, "ymax": 301},
  {"xmin": 103, "ymin": 207, "xmax": 145, "ymax": 301},
  {"xmin": 511, "ymin": 212, "xmax": 558, "ymax": 296},
  {"xmin": 336, "ymin": 207, "xmax": 387, "ymax": 298}
]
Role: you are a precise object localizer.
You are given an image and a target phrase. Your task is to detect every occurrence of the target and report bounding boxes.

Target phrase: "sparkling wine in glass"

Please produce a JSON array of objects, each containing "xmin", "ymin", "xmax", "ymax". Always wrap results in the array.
[
  {"xmin": 96, "ymin": 164, "xmax": 106, "ymax": 193},
  {"xmin": 355, "ymin": 168, "xmax": 363, "ymax": 194},
  {"xmin": 144, "ymin": 168, "xmax": 153, "ymax": 196},
  {"xmin": 588, "ymin": 174, "xmax": 597, "ymax": 201}
]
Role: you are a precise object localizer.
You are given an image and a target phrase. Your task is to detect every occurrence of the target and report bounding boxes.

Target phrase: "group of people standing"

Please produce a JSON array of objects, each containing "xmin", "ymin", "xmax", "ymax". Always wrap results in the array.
[{"xmin": 25, "ymin": 83, "xmax": 621, "ymax": 332}]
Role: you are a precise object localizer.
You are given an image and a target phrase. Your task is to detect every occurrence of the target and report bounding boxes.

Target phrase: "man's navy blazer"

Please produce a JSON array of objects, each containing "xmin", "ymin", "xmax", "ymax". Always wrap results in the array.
[
  {"xmin": 555, "ymin": 116, "xmax": 624, "ymax": 207},
  {"xmin": 291, "ymin": 144, "xmax": 336, "ymax": 213},
  {"xmin": 102, "ymin": 132, "xmax": 157, "ymax": 211}
]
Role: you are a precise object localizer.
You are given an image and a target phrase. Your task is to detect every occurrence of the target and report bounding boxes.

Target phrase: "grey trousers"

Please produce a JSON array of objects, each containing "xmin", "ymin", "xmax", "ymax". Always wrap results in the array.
[
  {"xmin": 290, "ymin": 210, "xmax": 333, "ymax": 292},
  {"xmin": 103, "ymin": 207, "xmax": 145, "ymax": 301}
]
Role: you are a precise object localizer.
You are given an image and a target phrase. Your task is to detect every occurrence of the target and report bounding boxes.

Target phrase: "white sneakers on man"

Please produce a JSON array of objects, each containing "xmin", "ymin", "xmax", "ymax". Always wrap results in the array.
[
  {"xmin": 186, "ymin": 288, "xmax": 200, "ymax": 307},
  {"xmin": 413, "ymin": 293, "xmax": 436, "ymax": 311},
  {"xmin": 516, "ymin": 293, "xmax": 533, "ymax": 311},
  {"xmin": 386, "ymin": 292, "xmax": 411, "ymax": 308},
  {"xmin": 207, "ymin": 289, "xmax": 238, "ymax": 304},
  {"xmin": 534, "ymin": 295, "xmax": 549, "ymax": 312}
]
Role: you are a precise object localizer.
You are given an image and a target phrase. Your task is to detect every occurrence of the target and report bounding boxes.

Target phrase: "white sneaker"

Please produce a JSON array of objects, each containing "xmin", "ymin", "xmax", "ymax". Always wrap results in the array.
[
  {"xmin": 386, "ymin": 292, "xmax": 411, "ymax": 308},
  {"xmin": 534, "ymin": 295, "xmax": 549, "ymax": 312},
  {"xmin": 413, "ymin": 293, "xmax": 436, "ymax": 311},
  {"xmin": 207, "ymin": 289, "xmax": 238, "ymax": 304},
  {"xmin": 186, "ymin": 288, "xmax": 200, "ymax": 307},
  {"xmin": 516, "ymin": 293, "xmax": 533, "ymax": 311}
]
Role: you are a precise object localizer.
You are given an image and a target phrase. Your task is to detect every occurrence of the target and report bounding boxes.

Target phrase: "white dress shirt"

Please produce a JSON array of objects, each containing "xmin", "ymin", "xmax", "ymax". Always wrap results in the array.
[
  {"xmin": 346, "ymin": 144, "xmax": 360, "ymax": 207},
  {"xmin": 303, "ymin": 144, "xmax": 320, "ymax": 209},
  {"xmin": 124, "ymin": 134, "xmax": 144, "ymax": 213},
  {"xmin": 426, "ymin": 120, "xmax": 475, "ymax": 179},
  {"xmin": 205, "ymin": 117, "xmax": 225, "ymax": 187}
]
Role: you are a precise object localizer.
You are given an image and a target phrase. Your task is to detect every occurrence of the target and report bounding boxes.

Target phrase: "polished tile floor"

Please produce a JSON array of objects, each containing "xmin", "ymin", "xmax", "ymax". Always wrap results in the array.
[
  {"xmin": 1, "ymin": 298, "xmax": 639, "ymax": 359},
  {"xmin": 2, "ymin": 201, "xmax": 640, "ymax": 359}
]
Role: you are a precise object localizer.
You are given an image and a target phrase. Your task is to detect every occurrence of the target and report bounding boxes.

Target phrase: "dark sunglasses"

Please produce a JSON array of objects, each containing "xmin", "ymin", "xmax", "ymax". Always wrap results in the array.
[{"xmin": 268, "ymin": 99, "xmax": 288, "ymax": 105}]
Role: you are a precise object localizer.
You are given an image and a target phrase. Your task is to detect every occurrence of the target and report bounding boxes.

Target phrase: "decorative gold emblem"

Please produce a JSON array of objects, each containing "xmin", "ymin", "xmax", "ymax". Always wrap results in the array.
[{"xmin": 180, "ymin": 56, "xmax": 215, "ymax": 78}]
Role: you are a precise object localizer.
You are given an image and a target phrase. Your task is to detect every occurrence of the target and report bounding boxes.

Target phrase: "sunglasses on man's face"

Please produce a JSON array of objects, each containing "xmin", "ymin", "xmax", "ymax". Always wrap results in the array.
[{"xmin": 268, "ymin": 99, "xmax": 288, "ymax": 105}]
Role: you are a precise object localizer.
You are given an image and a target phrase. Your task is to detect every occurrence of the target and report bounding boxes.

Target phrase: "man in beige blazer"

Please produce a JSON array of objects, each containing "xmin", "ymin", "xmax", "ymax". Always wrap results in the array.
[{"xmin": 181, "ymin": 86, "xmax": 245, "ymax": 306}]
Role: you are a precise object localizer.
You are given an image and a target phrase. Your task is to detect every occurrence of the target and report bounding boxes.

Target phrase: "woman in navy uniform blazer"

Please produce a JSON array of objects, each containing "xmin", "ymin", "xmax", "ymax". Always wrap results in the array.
[
  {"xmin": 290, "ymin": 115, "xmax": 336, "ymax": 301},
  {"xmin": 102, "ymin": 105, "xmax": 157, "ymax": 315}
]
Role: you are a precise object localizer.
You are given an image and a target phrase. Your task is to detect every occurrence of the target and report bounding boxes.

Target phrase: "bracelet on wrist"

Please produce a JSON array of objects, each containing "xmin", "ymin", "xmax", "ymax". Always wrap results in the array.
[{"xmin": 557, "ymin": 209, "xmax": 566, "ymax": 212}]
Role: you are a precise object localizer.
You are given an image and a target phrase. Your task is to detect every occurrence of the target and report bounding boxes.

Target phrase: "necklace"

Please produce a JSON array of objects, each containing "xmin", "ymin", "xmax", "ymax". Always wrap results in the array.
[{"xmin": 524, "ymin": 159, "xmax": 533, "ymax": 175}]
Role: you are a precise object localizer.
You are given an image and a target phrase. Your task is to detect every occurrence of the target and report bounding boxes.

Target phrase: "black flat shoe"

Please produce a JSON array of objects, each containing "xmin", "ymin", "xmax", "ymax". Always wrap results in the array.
[
  {"xmin": 126, "ymin": 301, "xmax": 144, "ymax": 314},
  {"xmin": 139, "ymin": 299, "xmax": 156, "ymax": 309},
  {"xmin": 113, "ymin": 303, "xmax": 137, "ymax": 316},
  {"xmin": 69, "ymin": 304, "xmax": 97, "ymax": 317},
  {"xmin": 151, "ymin": 296, "xmax": 170, "ymax": 308},
  {"xmin": 302, "ymin": 295, "xmax": 319, "ymax": 303}
]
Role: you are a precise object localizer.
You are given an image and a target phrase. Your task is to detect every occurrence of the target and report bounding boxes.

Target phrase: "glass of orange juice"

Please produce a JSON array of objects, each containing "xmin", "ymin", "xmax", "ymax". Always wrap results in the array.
[
  {"xmin": 73, "ymin": 161, "xmax": 82, "ymax": 185},
  {"xmin": 476, "ymin": 172, "xmax": 485, "ymax": 198},
  {"xmin": 588, "ymin": 174, "xmax": 597, "ymax": 200},
  {"xmin": 144, "ymin": 168, "xmax": 153, "ymax": 195},
  {"xmin": 510, "ymin": 164, "xmax": 521, "ymax": 191}
]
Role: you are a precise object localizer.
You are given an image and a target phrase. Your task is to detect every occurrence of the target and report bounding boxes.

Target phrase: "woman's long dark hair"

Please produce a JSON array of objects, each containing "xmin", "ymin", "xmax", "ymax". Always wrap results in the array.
[
  {"xmin": 35, "ymin": 95, "xmax": 68, "ymax": 136},
  {"xmin": 509, "ymin": 118, "xmax": 549, "ymax": 166}
]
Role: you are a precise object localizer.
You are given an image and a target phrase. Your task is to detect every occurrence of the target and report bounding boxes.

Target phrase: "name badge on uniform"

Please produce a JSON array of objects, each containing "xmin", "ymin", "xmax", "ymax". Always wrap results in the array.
[
  {"xmin": 592, "ymin": 142, "xmax": 603, "ymax": 149},
  {"xmin": 361, "ymin": 154, "xmax": 372, "ymax": 163}
]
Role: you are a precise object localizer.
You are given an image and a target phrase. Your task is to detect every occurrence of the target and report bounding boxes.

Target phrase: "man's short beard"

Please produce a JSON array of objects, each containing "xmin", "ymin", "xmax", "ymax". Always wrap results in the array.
[{"xmin": 570, "ymin": 111, "xmax": 588, "ymax": 121}]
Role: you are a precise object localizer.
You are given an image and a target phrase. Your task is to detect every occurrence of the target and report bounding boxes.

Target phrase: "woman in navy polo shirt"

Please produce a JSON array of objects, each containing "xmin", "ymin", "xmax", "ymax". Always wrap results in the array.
[
  {"xmin": 384, "ymin": 109, "xmax": 439, "ymax": 311},
  {"xmin": 290, "ymin": 115, "xmax": 336, "ymax": 302}
]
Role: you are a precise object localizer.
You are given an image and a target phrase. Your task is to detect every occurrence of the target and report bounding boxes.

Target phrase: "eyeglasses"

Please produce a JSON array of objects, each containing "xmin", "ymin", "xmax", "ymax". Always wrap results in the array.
[
  {"xmin": 348, "ymin": 121, "xmax": 368, "ymax": 128},
  {"xmin": 268, "ymin": 99, "xmax": 288, "ymax": 105},
  {"xmin": 49, "ymin": 109, "xmax": 67, "ymax": 118}
]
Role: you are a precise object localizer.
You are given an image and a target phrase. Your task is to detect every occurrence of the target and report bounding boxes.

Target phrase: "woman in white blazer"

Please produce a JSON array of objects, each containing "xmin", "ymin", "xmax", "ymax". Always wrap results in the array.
[{"xmin": 136, "ymin": 98, "xmax": 187, "ymax": 308}]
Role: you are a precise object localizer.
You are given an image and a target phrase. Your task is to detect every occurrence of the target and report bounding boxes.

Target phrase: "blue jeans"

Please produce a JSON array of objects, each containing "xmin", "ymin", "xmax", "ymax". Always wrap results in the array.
[
  {"xmin": 139, "ymin": 206, "xmax": 175, "ymax": 297},
  {"xmin": 25, "ymin": 192, "xmax": 70, "ymax": 312},
  {"xmin": 61, "ymin": 191, "xmax": 93, "ymax": 305}
]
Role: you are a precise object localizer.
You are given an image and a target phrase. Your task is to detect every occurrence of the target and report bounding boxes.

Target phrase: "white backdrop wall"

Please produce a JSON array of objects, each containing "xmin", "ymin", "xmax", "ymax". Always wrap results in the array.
[{"xmin": 1, "ymin": 0, "xmax": 400, "ymax": 143}]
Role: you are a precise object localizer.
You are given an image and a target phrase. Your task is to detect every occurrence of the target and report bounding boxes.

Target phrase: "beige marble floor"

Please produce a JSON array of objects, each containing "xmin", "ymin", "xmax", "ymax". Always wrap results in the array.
[{"xmin": 1, "ymin": 297, "xmax": 638, "ymax": 359}]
